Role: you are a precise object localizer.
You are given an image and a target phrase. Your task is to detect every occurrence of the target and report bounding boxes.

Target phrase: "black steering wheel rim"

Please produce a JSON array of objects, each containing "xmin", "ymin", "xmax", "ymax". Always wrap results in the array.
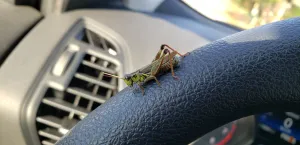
[{"xmin": 57, "ymin": 17, "xmax": 300, "ymax": 145}]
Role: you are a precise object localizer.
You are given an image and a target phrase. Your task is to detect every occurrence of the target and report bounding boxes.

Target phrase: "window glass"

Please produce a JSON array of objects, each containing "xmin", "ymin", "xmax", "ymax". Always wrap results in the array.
[{"xmin": 182, "ymin": 0, "xmax": 300, "ymax": 29}]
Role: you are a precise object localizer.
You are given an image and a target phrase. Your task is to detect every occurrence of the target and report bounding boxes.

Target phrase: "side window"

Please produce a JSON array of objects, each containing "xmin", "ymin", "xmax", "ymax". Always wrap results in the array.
[{"xmin": 182, "ymin": 0, "xmax": 300, "ymax": 29}]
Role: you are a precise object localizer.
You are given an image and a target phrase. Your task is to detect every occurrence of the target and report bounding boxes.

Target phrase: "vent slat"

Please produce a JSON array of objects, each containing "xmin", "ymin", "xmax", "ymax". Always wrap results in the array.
[
  {"xmin": 38, "ymin": 128, "xmax": 63, "ymax": 141},
  {"xmin": 41, "ymin": 140, "xmax": 56, "ymax": 145},
  {"xmin": 82, "ymin": 60, "xmax": 116, "ymax": 74},
  {"xmin": 37, "ymin": 116, "xmax": 62, "ymax": 128},
  {"xmin": 85, "ymin": 29, "xmax": 95, "ymax": 46},
  {"xmin": 75, "ymin": 73, "xmax": 116, "ymax": 90},
  {"xmin": 42, "ymin": 98, "xmax": 89, "ymax": 116},
  {"xmin": 67, "ymin": 87, "xmax": 106, "ymax": 104},
  {"xmin": 36, "ymin": 28, "xmax": 120, "ymax": 144}
]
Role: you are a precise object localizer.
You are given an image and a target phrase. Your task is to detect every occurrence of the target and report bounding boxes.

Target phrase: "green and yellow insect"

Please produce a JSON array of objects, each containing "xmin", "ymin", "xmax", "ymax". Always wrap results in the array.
[{"xmin": 104, "ymin": 44, "xmax": 188, "ymax": 95}]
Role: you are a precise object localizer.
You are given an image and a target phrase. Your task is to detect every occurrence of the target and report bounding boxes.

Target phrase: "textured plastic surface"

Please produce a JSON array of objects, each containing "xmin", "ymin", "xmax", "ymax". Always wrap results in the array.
[
  {"xmin": 148, "ymin": 13, "xmax": 234, "ymax": 41},
  {"xmin": 57, "ymin": 17, "xmax": 300, "ymax": 144},
  {"xmin": 0, "ymin": 1, "xmax": 41, "ymax": 64}
]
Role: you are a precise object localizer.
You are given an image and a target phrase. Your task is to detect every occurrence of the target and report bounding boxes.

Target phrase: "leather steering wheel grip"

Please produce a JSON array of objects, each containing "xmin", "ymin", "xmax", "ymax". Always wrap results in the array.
[{"xmin": 57, "ymin": 18, "xmax": 300, "ymax": 145}]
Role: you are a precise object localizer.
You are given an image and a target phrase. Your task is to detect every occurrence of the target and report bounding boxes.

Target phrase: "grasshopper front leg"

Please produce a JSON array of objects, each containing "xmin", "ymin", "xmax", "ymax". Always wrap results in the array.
[
  {"xmin": 138, "ymin": 82, "xmax": 145, "ymax": 95},
  {"xmin": 144, "ymin": 75, "xmax": 161, "ymax": 86}
]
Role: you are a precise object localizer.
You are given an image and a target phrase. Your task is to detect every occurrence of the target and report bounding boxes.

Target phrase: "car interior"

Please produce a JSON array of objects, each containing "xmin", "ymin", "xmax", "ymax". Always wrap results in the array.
[{"xmin": 0, "ymin": 0, "xmax": 299, "ymax": 145}]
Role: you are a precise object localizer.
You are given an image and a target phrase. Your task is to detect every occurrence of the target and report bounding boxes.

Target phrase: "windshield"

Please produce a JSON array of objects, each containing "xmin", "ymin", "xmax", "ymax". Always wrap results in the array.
[{"xmin": 182, "ymin": 0, "xmax": 300, "ymax": 29}]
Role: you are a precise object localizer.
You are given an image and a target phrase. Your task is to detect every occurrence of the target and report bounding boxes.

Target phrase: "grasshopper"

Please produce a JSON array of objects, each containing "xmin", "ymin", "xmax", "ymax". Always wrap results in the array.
[{"xmin": 104, "ymin": 44, "xmax": 188, "ymax": 95}]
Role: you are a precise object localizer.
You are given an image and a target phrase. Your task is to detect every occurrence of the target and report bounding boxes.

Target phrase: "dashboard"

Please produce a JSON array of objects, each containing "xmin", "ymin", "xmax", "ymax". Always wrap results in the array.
[
  {"xmin": 0, "ymin": 8, "xmax": 297, "ymax": 145},
  {"xmin": 0, "ymin": 9, "xmax": 208, "ymax": 145},
  {"xmin": 255, "ymin": 112, "xmax": 300, "ymax": 145},
  {"xmin": 192, "ymin": 116, "xmax": 254, "ymax": 145}
]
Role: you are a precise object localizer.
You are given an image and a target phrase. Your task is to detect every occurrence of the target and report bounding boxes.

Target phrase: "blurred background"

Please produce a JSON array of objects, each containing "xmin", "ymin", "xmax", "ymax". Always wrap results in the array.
[
  {"xmin": 1, "ymin": 0, "xmax": 300, "ymax": 145},
  {"xmin": 183, "ymin": 0, "xmax": 300, "ymax": 29}
]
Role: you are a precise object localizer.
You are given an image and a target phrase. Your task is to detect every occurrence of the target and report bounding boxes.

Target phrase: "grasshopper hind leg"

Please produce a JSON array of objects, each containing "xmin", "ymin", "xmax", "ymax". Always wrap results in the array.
[{"xmin": 161, "ymin": 44, "xmax": 190, "ymax": 57}]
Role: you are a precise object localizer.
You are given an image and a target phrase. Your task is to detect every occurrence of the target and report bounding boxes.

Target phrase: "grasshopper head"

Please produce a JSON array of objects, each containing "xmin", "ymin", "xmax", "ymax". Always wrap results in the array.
[{"xmin": 123, "ymin": 75, "xmax": 133, "ymax": 87}]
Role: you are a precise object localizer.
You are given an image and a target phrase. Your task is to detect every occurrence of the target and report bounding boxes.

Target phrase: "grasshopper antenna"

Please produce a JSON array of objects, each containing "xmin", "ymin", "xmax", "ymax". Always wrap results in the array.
[{"xmin": 103, "ymin": 72, "xmax": 124, "ymax": 79}]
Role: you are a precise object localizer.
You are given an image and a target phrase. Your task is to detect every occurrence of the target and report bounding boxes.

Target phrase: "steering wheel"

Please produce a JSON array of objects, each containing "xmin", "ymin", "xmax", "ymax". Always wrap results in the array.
[{"xmin": 56, "ymin": 18, "xmax": 300, "ymax": 145}]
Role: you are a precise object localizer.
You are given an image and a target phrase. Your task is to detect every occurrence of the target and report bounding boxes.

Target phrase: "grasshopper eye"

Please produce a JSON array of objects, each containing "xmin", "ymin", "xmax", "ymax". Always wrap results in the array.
[{"xmin": 124, "ymin": 75, "xmax": 131, "ymax": 80}]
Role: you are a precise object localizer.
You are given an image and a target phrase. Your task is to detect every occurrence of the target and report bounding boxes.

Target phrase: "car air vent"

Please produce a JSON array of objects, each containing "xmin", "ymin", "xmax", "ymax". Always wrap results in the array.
[
  {"xmin": 35, "ymin": 26, "xmax": 121, "ymax": 145},
  {"xmin": 79, "ymin": 28, "xmax": 118, "ymax": 56}
]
